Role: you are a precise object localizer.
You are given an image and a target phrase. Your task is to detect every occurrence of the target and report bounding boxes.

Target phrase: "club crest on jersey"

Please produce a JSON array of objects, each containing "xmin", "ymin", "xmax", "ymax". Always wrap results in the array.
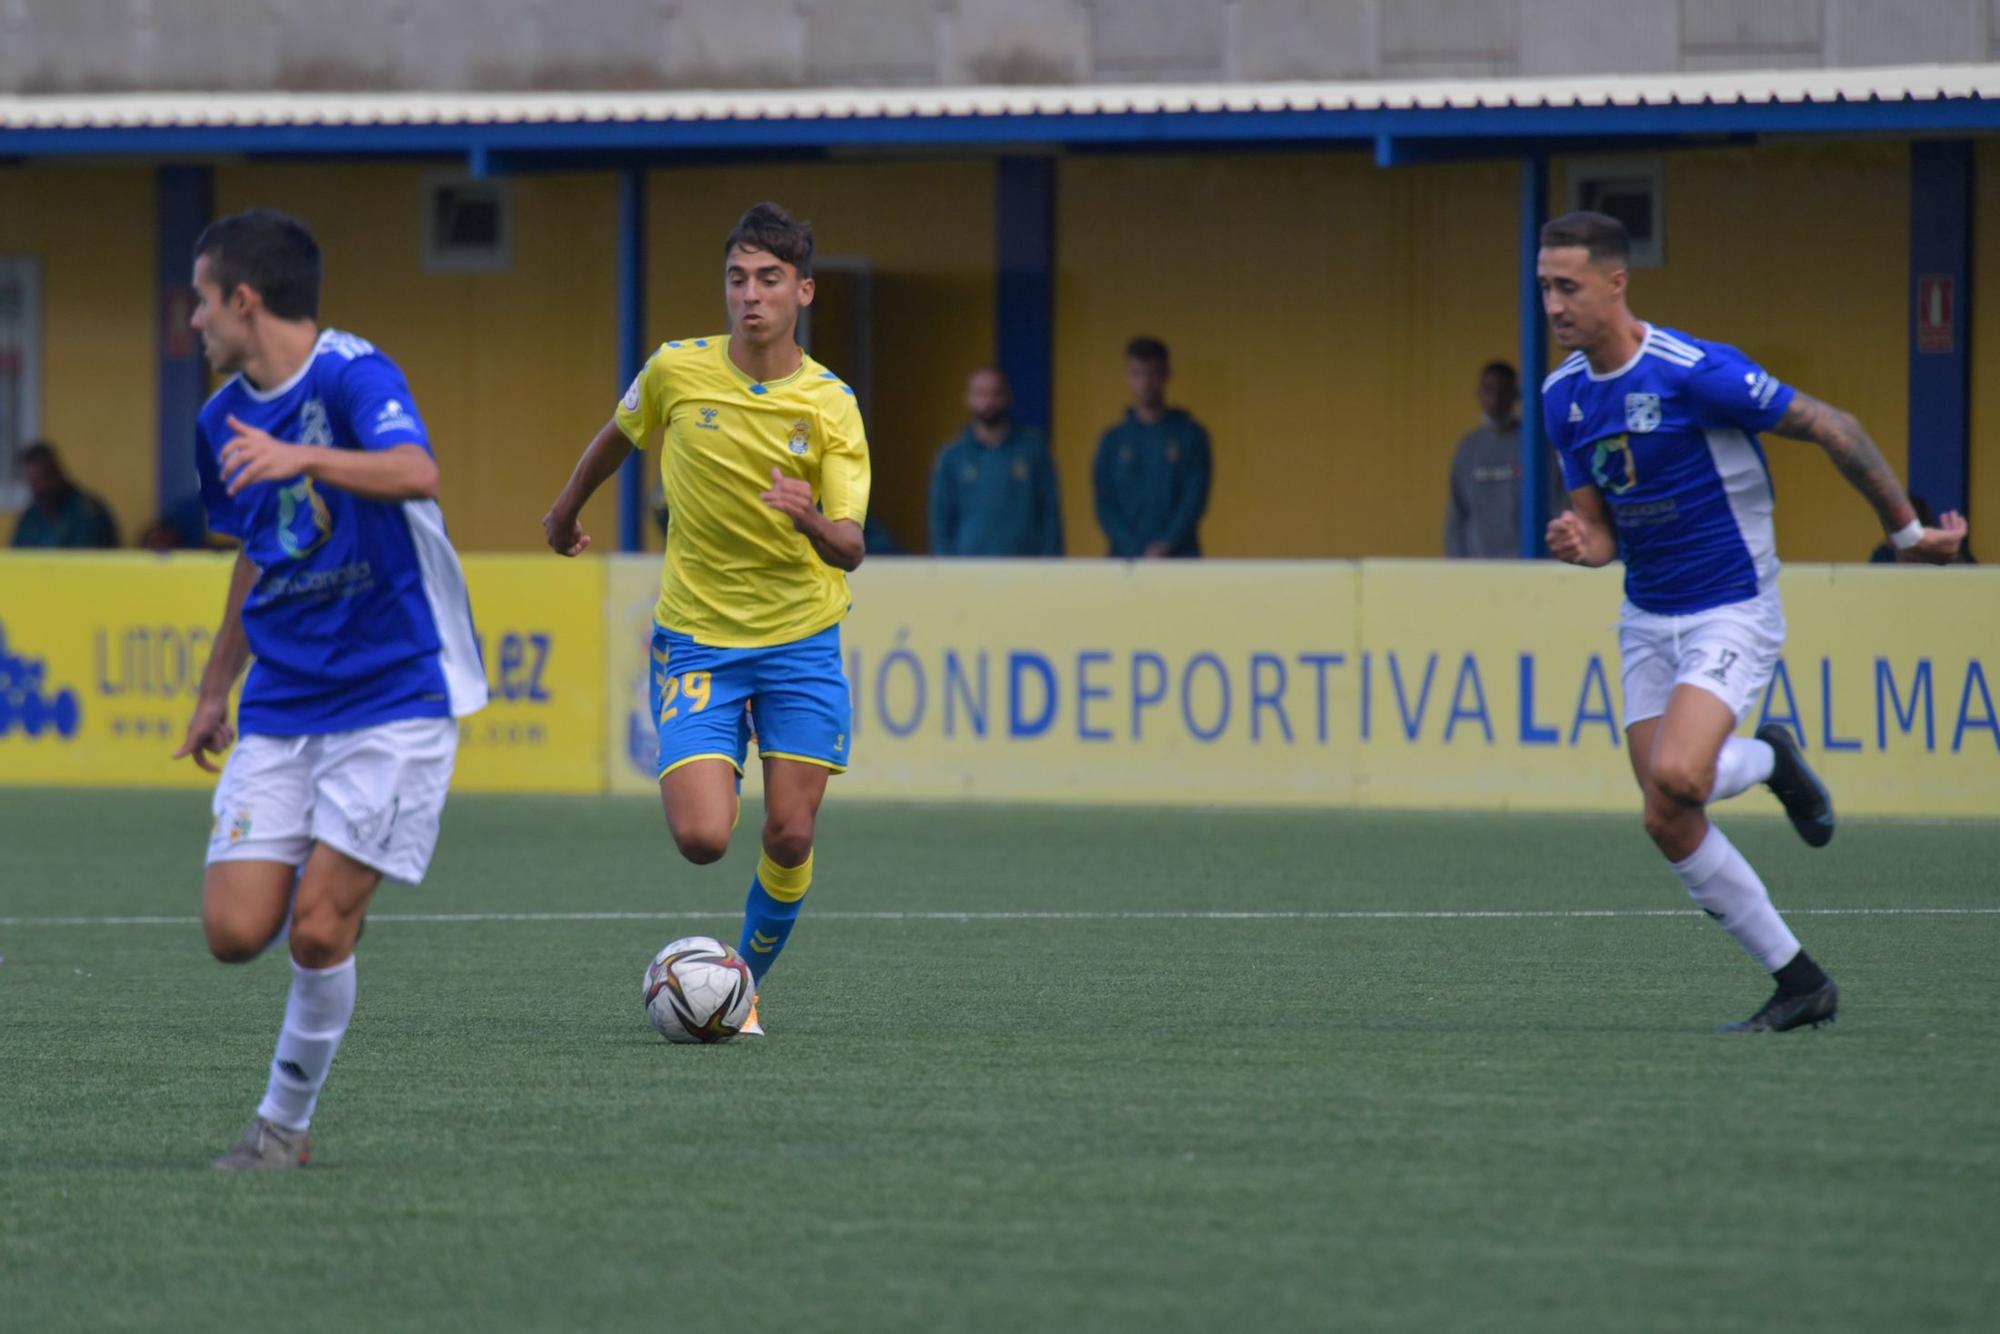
[
  {"xmin": 787, "ymin": 420, "xmax": 810, "ymax": 456},
  {"xmin": 1590, "ymin": 434, "xmax": 1639, "ymax": 496},
  {"xmin": 276, "ymin": 476, "xmax": 334, "ymax": 559},
  {"xmin": 1624, "ymin": 392, "xmax": 1662, "ymax": 433}
]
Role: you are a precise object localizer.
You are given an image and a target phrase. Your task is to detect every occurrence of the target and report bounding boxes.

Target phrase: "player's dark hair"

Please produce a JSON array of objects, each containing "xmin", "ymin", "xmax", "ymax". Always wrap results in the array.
[
  {"xmin": 193, "ymin": 209, "xmax": 322, "ymax": 321},
  {"xmin": 1480, "ymin": 360, "xmax": 1518, "ymax": 382},
  {"xmin": 1125, "ymin": 337, "xmax": 1170, "ymax": 368},
  {"xmin": 723, "ymin": 201, "xmax": 814, "ymax": 278},
  {"xmin": 1540, "ymin": 211, "xmax": 1630, "ymax": 267},
  {"xmin": 20, "ymin": 439, "xmax": 58, "ymax": 468}
]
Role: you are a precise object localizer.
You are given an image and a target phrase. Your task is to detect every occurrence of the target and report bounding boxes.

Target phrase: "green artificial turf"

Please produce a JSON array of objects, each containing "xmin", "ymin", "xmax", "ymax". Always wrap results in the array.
[{"xmin": 3, "ymin": 791, "xmax": 1995, "ymax": 1332}]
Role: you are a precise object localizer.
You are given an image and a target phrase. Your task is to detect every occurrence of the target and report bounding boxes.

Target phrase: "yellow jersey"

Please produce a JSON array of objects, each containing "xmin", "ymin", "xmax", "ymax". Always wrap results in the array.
[{"xmin": 615, "ymin": 336, "xmax": 872, "ymax": 648}]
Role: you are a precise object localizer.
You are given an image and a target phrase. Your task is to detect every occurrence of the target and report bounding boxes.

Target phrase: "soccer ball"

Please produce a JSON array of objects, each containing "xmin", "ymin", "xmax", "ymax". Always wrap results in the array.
[{"xmin": 643, "ymin": 936, "xmax": 755, "ymax": 1044}]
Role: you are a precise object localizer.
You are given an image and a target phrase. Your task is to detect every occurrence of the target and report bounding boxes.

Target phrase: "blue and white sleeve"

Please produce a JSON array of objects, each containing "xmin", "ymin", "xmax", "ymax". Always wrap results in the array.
[
  {"xmin": 1686, "ymin": 343, "xmax": 1795, "ymax": 434},
  {"xmin": 336, "ymin": 355, "xmax": 432, "ymax": 454}
]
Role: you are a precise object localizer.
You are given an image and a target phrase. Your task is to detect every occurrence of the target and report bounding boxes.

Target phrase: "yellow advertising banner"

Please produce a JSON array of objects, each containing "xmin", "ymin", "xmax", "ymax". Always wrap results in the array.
[
  {"xmin": 0, "ymin": 553, "xmax": 605, "ymax": 794},
  {"xmin": 452, "ymin": 555, "xmax": 604, "ymax": 793},
  {"xmin": 769, "ymin": 557, "xmax": 1997, "ymax": 817},
  {"xmin": 6, "ymin": 553, "xmax": 1994, "ymax": 817},
  {"xmin": 0, "ymin": 552, "xmax": 238, "ymax": 789}
]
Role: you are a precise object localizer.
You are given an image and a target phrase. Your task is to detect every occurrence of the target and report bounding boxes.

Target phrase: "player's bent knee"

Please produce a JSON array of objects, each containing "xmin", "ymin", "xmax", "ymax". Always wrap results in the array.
[
  {"xmin": 204, "ymin": 922, "xmax": 267, "ymax": 965},
  {"xmin": 1652, "ymin": 762, "xmax": 1713, "ymax": 809},
  {"xmin": 288, "ymin": 915, "xmax": 353, "ymax": 969},
  {"xmin": 671, "ymin": 826, "xmax": 731, "ymax": 866}
]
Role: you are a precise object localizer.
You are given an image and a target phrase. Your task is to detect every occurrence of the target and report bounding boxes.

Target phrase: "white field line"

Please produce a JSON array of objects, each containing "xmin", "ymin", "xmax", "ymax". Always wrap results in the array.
[{"xmin": 1, "ymin": 907, "xmax": 1997, "ymax": 927}]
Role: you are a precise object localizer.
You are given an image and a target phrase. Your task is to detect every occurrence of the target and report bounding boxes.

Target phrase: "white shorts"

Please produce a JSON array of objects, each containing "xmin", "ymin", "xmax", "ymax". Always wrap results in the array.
[
  {"xmin": 1618, "ymin": 592, "xmax": 1785, "ymax": 728},
  {"xmin": 207, "ymin": 717, "xmax": 459, "ymax": 885}
]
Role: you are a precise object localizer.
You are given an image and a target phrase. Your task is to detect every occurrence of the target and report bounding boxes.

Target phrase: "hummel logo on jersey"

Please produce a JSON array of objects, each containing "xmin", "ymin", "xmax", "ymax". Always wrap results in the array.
[
  {"xmin": 697, "ymin": 407, "xmax": 720, "ymax": 431},
  {"xmin": 1625, "ymin": 392, "xmax": 1662, "ymax": 433},
  {"xmin": 1705, "ymin": 649, "xmax": 1739, "ymax": 684},
  {"xmin": 1568, "ymin": 402, "xmax": 1584, "ymax": 423}
]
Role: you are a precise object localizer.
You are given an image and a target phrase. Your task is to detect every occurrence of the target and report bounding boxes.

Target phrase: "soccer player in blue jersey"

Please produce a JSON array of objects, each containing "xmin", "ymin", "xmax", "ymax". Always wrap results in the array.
[
  {"xmin": 542, "ymin": 203, "xmax": 869, "ymax": 1037},
  {"xmin": 174, "ymin": 210, "xmax": 487, "ymax": 1167},
  {"xmin": 1538, "ymin": 211, "xmax": 1967, "ymax": 1033}
]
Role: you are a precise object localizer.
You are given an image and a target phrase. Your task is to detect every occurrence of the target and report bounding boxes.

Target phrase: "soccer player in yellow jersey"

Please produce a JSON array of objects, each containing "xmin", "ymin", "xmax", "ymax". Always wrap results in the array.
[{"xmin": 542, "ymin": 202, "xmax": 869, "ymax": 1034}]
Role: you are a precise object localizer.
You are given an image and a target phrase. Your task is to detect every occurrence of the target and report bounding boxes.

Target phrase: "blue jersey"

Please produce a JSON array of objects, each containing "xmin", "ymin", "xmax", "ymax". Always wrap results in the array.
[
  {"xmin": 194, "ymin": 329, "xmax": 486, "ymax": 737},
  {"xmin": 1542, "ymin": 324, "xmax": 1795, "ymax": 616}
]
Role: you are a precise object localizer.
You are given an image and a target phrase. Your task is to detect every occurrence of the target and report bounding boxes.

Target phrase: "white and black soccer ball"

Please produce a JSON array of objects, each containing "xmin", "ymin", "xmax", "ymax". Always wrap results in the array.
[{"xmin": 642, "ymin": 936, "xmax": 755, "ymax": 1044}]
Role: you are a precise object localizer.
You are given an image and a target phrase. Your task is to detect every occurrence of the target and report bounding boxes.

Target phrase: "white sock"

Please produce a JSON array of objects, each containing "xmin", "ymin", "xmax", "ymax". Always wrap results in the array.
[
  {"xmin": 1671, "ymin": 825, "xmax": 1800, "ymax": 970},
  {"xmin": 1709, "ymin": 737, "xmax": 1776, "ymax": 802},
  {"xmin": 256, "ymin": 956, "xmax": 357, "ymax": 1132}
]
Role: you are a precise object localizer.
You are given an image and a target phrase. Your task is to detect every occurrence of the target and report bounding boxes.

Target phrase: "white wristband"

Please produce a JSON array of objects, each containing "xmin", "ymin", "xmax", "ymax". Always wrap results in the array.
[{"xmin": 1889, "ymin": 519, "xmax": 1924, "ymax": 551}]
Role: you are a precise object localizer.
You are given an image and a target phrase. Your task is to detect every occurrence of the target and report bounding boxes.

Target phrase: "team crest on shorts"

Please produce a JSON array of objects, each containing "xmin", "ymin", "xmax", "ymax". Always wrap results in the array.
[
  {"xmin": 1625, "ymin": 392, "xmax": 1662, "ymax": 433},
  {"xmin": 788, "ymin": 421, "xmax": 810, "ymax": 456}
]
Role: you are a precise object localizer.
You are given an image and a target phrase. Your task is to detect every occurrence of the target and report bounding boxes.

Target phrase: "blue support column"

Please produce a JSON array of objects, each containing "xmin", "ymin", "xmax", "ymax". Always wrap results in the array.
[
  {"xmin": 156, "ymin": 165, "xmax": 212, "ymax": 543},
  {"xmin": 1518, "ymin": 153, "xmax": 1551, "ymax": 558},
  {"xmin": 617, "ymin": 168, "xmax": 647, "ymax": 552},
  {"xmin": 1908, "ymin": 141, "xmax": 1972, "ymax": 518},
  {"xmin": 995, "ymin": 156, "xmax": 1055, "ymax": 433}
]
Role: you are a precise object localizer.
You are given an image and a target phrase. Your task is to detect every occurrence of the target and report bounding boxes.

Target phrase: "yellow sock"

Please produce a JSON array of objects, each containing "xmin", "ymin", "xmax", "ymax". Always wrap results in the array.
[{"xmin": 756, "ymin": 849, "xmax": 813, "ymax": 903}]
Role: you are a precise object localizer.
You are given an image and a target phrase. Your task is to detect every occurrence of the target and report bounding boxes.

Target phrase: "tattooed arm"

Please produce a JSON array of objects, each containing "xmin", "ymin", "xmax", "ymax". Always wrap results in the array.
[{"xmin": 1769, "ymin": 391, "xmax": 1968, "ymax": 564}]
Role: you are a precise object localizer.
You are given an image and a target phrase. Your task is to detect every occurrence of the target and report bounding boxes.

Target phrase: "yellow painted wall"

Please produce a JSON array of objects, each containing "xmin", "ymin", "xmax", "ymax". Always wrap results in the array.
[
  {"xmin": 1972, "ymin": 140, "xmax": 2000, "ymax": 541},
  {"xmin": 1054, "ymin": 151, "xmax": 1519, "ymax": 559},
  {"xmin": 213, "ymin": 164, "xmax": 621, "ymax": 553},
  {"xmin": 0, "ymin": 163, "xmax": 156, "ymax": 543},
  {"xmin": 1055, "ymin": 141, "xmax": 1911, "ymax": 561},
  {"xmin": 642, "ymin": 159, "xmax": 996, "ymax": 556},
  {"xmin": 1570, "ymin": 140, "xmax": 1910, "ymax": 564}
]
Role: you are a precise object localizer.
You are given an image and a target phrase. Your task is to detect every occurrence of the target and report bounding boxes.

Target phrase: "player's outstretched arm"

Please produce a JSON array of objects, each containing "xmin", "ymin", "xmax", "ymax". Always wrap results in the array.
[
  {"xmin": 219, "ymin": 416, "xmax": 439, "ymax": 502},
  {"xmin": 1546, "ymin": 486, "xmax": 1617, "ymax": 567},
  {"xmin": 543, "ymin": 418, "xmax": 635, "ymax": 557},
  {"xmin": 173, "ymin": 549, "xmax": 257, "ymax": 773},
  {"xmin": 1772, "ymin": 391, "xmax": 1968, "ymax": 563}
]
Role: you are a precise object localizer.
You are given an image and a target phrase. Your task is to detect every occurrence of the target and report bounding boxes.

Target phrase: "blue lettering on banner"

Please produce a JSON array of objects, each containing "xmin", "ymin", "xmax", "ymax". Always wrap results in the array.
[
  {"xmin": 942, "ymin": 649, "xmax": 987, "ymax": 738},
  {"xmin": 1009, "ymin": 651, "xmax": 1057, "ymax": 738},
  {"xmin": 1876, "ymin": 658, "xmax": 1933, "ymax": 751},
  {"xmin": 1444, "ymin": 653, "xmax": 1492, "ymax": 744},
  {"xmin": 1359, "ymin": 651, "xmax": 1371, "ymax": 742},
  {"xmin": 1820, "ymin": 658, "xmax": 1861, "ymax": 752},
  {"xmin": 1298, "ymin": 653, "xmax": 1342, "ymax": 744},
  {"xmin": 1250, "ymin": 653, "xmax": 1292, "ymax": 744},
  {"xmin": 1181, "ymin": 653, "xmax": 1230, "ymax": 742},
  {"xmin": 485, "ymin": 631, "xmax": 551, "ymax": 703},
  {"xmin": 1076, "ymin": 651, "xmax": 1114, "ymax": 742},
  {"xmin": 1518, "ymin": 653, "xmax": 1559, "ymax": 746},
  {"xmin": 1131, "ymin": 651, "xmax": 1168, "ymax": 740},
  {"xmin": 1388, "ymin": 651, "xmax": 1437, "ymax": 742},
  {"xmin": 93, "ymin": 626, "xmax": 213, "ymax": 699},
  {"xmin": 877, "ymin": 632, "xmax": 926, "ymax": 738},
  {"xmin": 1570, "ymin": 654, "xmax": 1619, "ymax": 747},
  {"xmin": 1954, "ymin": 659, "xmax": 1998, "ymax": 753},
  {"xmin": 1758, "ymin": 658, "xmax": 1803, "ymax": 745}
]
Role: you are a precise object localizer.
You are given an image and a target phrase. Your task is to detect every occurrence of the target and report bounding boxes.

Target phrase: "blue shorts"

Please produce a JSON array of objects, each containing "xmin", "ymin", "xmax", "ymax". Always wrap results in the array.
[{"xmin": 649, "ymin": 622, "xmax": 852, "ymax": 780}]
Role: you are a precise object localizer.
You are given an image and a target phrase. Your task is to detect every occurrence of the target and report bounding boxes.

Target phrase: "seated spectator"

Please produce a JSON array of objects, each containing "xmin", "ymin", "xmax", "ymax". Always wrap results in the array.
[
  {"xmin": 1870, "ymin": 494, "xmax": 1975, "ymax": 564},
  {"xmin": 928, "ymin": 367, "xmax": 1062, "ymax": 556},
  {"xmin": 1092, "ymin": 337, "xmax": 1210, "ymax": 558},
  {"xmin": 11, "ymin": 441, "xmax": 119, "ymax": 549}
]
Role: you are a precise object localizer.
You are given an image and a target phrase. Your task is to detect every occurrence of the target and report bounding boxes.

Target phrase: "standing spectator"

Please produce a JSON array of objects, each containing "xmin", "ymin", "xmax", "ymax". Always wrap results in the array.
[
  {"xmin": 1444, "ymin": 361, "xmax": 1563, "ymax": 559},
  {"xmin": 1092, "ymin": 337, "xmax": 1211, "ymax": 558},
  {"xmin": 11, "ymin": 441, "xmax": 120, "ymax": 549},
  {"xmin": 929, "ymin": 366, "xmax": 1062, "ymax": 556}
]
